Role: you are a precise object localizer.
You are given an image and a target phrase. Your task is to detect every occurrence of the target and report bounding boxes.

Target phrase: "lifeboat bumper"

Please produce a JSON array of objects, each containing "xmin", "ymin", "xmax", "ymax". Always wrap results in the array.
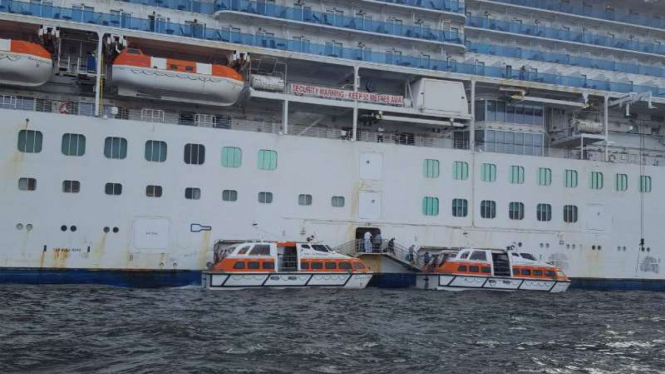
[{"xmin": 416, "ymin": 273, "xmax": 571, "ymax": 293}]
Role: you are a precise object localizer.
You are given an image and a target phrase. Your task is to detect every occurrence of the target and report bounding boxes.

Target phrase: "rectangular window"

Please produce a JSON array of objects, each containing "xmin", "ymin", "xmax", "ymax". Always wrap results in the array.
[
  {"xmin": 422, "ymin": 197, "xmax": 439, "ymax": 216},
  {"xmin": 509, "ymin": 202, "xmax": 524, "ymax": 220},
  {"xmin": 565, "ymin": 169, "xmax": 578, "ymax": 188},
  {"xmin": 537, "ymin": 167, "xmax": 552, "ymax": 186},
  {"xmin": 480, "ymin": 200, "xmax": 496, "ymax": 219},
  {"xmin": 481, "ymin": 163, "xmax": 497, "ymax": 182},
  {"xmin": 222, "ymin": 189, "xmax": 238, "ymax": 201},
  {"xmin": 258, "ymin": 191, "xmax": 273, "ymax": 204},
  {"xmin": 615, "ymin": 173, "xmax": 628, "ymax": 191},
  {"xmin": 105, "ymin": 182, "xmax": 122, "ymax": 196},
  {"xmin": 298, "ymin": 194, "xmax": 313, "ymax": 206},
  {"xmin": 453, "ymin": 161, "xmax": 469, "ymax": 180},
  {"xmin": 145, "ymin": 140, "xmax": 167, "ymax": 162},
  {"xmin": 510, "ymin": 165, "xmax": 524, "ymax": 184},
  {"xmin": 104, "ymin": 137, "xmax": 128, "ymax": 159},
  {"xmin": 221, "ymin": 146, "xmax": 242, "ymax": 168},
  {"xmin": 563, "ymin": 205, "xmax": 578, "ymax": 223},
  {"xmin": 591, "ymin": 172, "xmax": 604, "ymax": 190},
  {"xmin": 146, "ymin": 185, "xmax": 163, "ymax": 197},
  {"xmin": 537, "ymin": 203, "xmax": 552, "ymax": 222},
  {"xmin": 258, "ymin": 149, "xmax": 278, "ymax": 170},
  {"xmin": 185, "ymin": 187, "xmax": 201, "ymax": 200},
  {"xmin": 640, "ymin": 175, "xmax": 652, "ymax": 193},
  {"xmin": 331, "ymin": 196, "xmax": 345, "ymax": 207},
  {"xmin": 18, "ymin": 130, "xmax": 43, "ymax": 153},
  {"xmin": 63, "ymin": 180, "xmax": 80, "ymax": 193},
  {"xmin": 18, "ymin": 177, "xmax": 37, "ymax": 191},
  {"xmin": 423, "ymin": 159, "xmax": 440, "ymax": 178},
  {"xmin": 61, "ymin": 133, "xmax": 86, "ymax": 156},
  {"xmin": 184, "ymin": 143, "xmax": 205, "ymax": 165},
  {"xmin": 452, "ymin": 198, "xmax": 468, "ymax": 217}
]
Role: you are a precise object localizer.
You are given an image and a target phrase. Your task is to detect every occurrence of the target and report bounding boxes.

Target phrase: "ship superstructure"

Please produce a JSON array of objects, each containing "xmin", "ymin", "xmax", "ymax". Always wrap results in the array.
[{"xmin": 1, "ymin": 0, "xmax": 665, "ymax": 289}]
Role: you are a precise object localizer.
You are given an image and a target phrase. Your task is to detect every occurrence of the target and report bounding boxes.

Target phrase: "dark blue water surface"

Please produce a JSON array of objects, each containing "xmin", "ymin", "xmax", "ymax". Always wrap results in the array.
[{"xmin": 1, "ymin": 286, "xmax": 664, "ymax": 374}]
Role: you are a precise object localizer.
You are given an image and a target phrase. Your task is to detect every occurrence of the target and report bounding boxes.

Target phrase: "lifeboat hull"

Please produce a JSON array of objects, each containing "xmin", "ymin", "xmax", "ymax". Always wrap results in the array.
[
  {"xmin": 112, "ymin": 65, "xmax": 244, "ymax": 106},
  {"xmin": 416, "ymin": 274, "xmax": 571, "ymax": 293},
  {"xmin": 0, "ymin": 51, "xmax": 52, "ymax": 87},
  {"xmin": 202, "ymin": 271, "xmax": 373, "ymax": 290}
]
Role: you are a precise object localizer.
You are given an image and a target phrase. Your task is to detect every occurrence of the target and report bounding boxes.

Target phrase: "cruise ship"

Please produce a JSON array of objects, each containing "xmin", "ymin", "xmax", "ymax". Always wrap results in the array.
[{"xmin": 1, "ymin": 0, "xmax": 664, "ymax": 290}]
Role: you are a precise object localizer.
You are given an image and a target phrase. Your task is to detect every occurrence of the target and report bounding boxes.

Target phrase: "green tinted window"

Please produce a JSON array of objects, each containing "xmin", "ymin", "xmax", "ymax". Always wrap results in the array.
[{"xmin": 222, "ymin": 147, "xmax": 242, "ymax": 168}]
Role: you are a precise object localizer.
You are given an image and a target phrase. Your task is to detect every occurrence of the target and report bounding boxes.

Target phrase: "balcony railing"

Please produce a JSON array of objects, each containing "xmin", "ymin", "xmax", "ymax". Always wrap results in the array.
[
  {"xmin": 466, "ymin": 41, "xmax": 665, "ymax": 82},
  {"xmin": 2, "ymin": 0, "xmax": 665, "ymax": 99},
  {"xmin": 216, "ymin": 0, "xmax": 463, "ymax": 45},
  {"xmin": 489, "ymin": 0, "xmax": 665, "ymax": 31},
  {"xmin": 467, "ymin": 16, "xmax": 665, "ymax": 56},
  {"xmin": 360, "ymin": 0, "xmax": 464, "ymax": 14}
]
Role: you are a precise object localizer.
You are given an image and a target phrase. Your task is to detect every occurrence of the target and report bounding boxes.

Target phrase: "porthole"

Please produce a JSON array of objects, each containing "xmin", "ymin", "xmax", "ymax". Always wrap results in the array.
[
  {"xmin": 16, "ymin": 223, "xmax": 23, "ymax": 230},
  {"xmin": 70, "ymin": 225, "xmax": 77, "ymax": 232},
  {"xmin": 617, "ymin": 246, "xmax": 621, "ymax": 251},
  {"xmin": 103, "ymin": 226, "xmax": 110, "ymax": 233},
  {"xmin": 566, "ymin": 244, "xmax": 570, "ymax": 249},
  {"xmin": 592, "ymin": 245, "xmax": 596, "ymax": 250},
  {"xmin": 26, "ymin": 224, "xmax": 33, "ymax": 231},
  {"xmin": 539, "ymin": 243, "xmax": 544, "ymax": 248},
  {"xmin": 647, "ymin": 247, "xmax": 651, "ymax": 252},
  {"xmin": 598, "ymin": 245, "xmax": 602, "ymax": 251},
  {"xmin": 545, "ymin": 243, "xmax": 550, "ymax": 249},
  {"xmin": 112, "ymin": 227, "xmax": 119, "ymax": 233},
  {"xmin": 61, "ymin": 225, "xmax": 67, "ymax": 232},
  {"xmin": 623, "ymin": 246, "xmax": 627, "ymax": 251},
  {"xmin": 572, "ymin": 244, "xmax": 576, "ymax": 249},
  {"xmin": 518, "ymin": 242, "xmax": 523, "ymax": 247}
]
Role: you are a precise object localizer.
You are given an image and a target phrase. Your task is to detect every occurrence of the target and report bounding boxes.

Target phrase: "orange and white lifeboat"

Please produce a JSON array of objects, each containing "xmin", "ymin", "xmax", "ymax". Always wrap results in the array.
[
  {"xmin": 417, "ymin": 248, "xmax": 571, "ymax": 293},
  {"xmin": 0, "ymin": 39, "xmax": 52, "ymax": 87},
  {"xmin": 111, "ymin": 48, "xmax": 244, "ymax": 106},
  {"xmin": 202, "ymin": 241, "xmax": 373, "ymax": 290}
]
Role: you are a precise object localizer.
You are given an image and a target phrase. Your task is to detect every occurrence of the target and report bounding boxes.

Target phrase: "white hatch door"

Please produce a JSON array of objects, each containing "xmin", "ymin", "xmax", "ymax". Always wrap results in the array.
[
  {"xmin": 359, "ymin": 191, "xmax": 382, "ymax": 219},
  {"xmin": 359, "ymin": 153, "xmax": 383, "ymax": 180},
  {"xmin": 133, "ymin": 217, "xmax": 170, "ymax": 252},
  {"xmin": 585, "ymin": 204, "xmax": 607, "ymax": 231}
]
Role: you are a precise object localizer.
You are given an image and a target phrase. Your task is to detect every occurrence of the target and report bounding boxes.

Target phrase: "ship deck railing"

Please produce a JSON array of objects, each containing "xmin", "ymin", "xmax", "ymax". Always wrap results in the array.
[
  {"xmin": 333, "ymin": 239, "xmax": 425, "ymax": 271},
  {"xmin": 3, "ymin": 0, "xmax": 665, "ymax": 98}
]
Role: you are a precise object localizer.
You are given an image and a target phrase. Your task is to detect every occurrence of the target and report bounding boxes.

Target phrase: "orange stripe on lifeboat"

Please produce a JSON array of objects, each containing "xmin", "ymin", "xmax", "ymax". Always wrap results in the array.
[{"xmin": 9, "ymin": 40, "xmax": 51, "ymax": 60}]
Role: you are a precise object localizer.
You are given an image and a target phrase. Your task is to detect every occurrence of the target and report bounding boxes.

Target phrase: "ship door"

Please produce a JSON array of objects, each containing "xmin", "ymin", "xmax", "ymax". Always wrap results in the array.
[
  {"xmin": 491, "ymin": 251, "xmax": 511, "ymax": 277},
  {"xmin": 278, "ymin": 245, "xmax": 298, "ymax": 272},
  {"xmin": 356, "ymin": 228, "xmax": 381, "ymax": 253}
]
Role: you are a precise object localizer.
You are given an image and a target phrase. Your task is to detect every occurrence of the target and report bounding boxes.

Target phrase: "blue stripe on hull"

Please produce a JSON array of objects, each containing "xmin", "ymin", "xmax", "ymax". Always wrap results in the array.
[
  {"xmin": 369, "ymin": 273, "xmax": 416, "ymax": 288},
  {"xmin": 0, "ymin": 268, "xmax": 203, "ymax": 288},
  {"xmin": 570, "ymin": 278, "xmax": 665, "ymax": 291}
]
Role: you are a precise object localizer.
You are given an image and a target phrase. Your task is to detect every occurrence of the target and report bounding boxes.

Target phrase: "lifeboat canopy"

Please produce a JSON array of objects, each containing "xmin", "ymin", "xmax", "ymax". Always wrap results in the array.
[
  {"xmin": 0, "ymin": 39, "xmax": 52, "ymax": 87},
  {"xmin": 111, "ymin": 48, "xmax": 245, "ymax": 106}
]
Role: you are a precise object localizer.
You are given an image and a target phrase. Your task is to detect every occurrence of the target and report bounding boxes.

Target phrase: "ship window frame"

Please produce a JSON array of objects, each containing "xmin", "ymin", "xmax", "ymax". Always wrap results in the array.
[
  {"xmin": 146, "ymin": 185, "xmax": 163, "ymax": 198},
  {"xmin": 145, "ymin": 140, "xmax": 168, "ymax": 162},
  {"xmin": 105, "ymin": 182, "xmax": 122, "ymax": 196},
  {"xmin": 237, "ymin": 245, "xmax": 252, "ymax": 255},
  {"xmin": 17, "ymin": 130, "xmax": 43, "ymax": 153},
  {"xmin": 452, "ymin": 198, "xmax": 468, "ymax": 217},
  {"xmin": 422, "ymin": 196, "xmax": 440, "ymax": 216},
  {"xmin": 104, "ymin": 136, "xmax": 128, "ymax": 160},
  {"xmin": 423, "ymin": 159, "xmax": 440, "ymax": 178},
  {"xmin": 521, "ymin": 269, "xmax": 532, "ymax": 276},
  {"xmin": 331, "ymin": 196, "xmax": 345, "ymax": 207},
  {"xmin": 640, "ymin": 175, "xmax": 652, "ymax": 193},
  {"xmin": 481, "ymin": 266, "xmax": 492, "ymax": 274},
  {"xmin": 509, "ymin": 202, "xmax": 525, "ymax": 221},
  {"xmin": 481, "ymin": 163, "xmax": 497, "ymax": 182},
  {"xmin": 61, "ymin": 133, "xmax": 86, "ymax": 156},
  {"xmin": 457, "ymin": 265, "xmax": 468, "ymax": 272},
  {"xmin": 452, "ymin": 161, "xmax": 469, "ymax": 180},
  {"xmin": 258, "ymin": 191, "xmax": 273, "ymax": 204},
  {"xmin": 298, "ymin": 194, "xmax": 313, "ymax": 206},
  {"xmin": 233, "ymin": 261, "xmax": 246, "ymax": 269},
  {"xmin": 18, "ymin": 177, "xmax": 37, "ymax": 191},
  {"xmin": 510, "ymin": 165, "xmax": 524, "ymax": 184},
  {"xmin": 185, "ymin": 187, "xmax": 201, "ymax": 200},
  {"xmin": 339, "ymin": 262, "xmax": 352, "ymax": 270},
  {"xmin": 249, "ymin": 244, "xmax": 271, "ymax": 256},
  {"xmin": 480, "ymin": 200, "xmax": 496, "ymax": 219},
  {"xmin": 262, "ymin": 261, "xmax": 275, "ymax": 270},
  {"xmin": 63, "ymin": 180, "xmax": 81, "ymax": 194},
  {"xmin": 257, "ymin": 149, "xmax": 278, "ymax": 170},
  {"xmin": 564, "ymin": 169, "xmax": 578, "ymax": 188},
  {"xmin": 324, "ymin": 262, "xmax": 337, "ymax": 270},
  {"xmin": 563, "ymin": 205, "xmax": 578, "ymax": 223},
  {"xmin": 184, "ymin": 143, "xmax": 206, "ymax": 165},
  {"xmin": 221, "ymin": 146, "xmax": 242, "ymax": 168},
  {"xmin": 537, "ymin": 167, "xmax": 552, "ymax": 186},
  {"xmin": 222, "ymin": 189, "xmax": 238, "ymax": 202},
  {"xmin": 300, "ymin": 262, "xmax": 310, "ymax": 270},
  {"xmin": 247, "ymin": 261, "xmax": 260, "ymax": 270},
  {"xmin": 469, "ymin": 251, "xmax": 488, "ymax": 261},
  {"xmin": 468, "ymin": 266, "xmax": 480, "ymax": 273},
  {"xmin": 590, "ymin": 171, "xmax": 604, "ymax": 190},
  {"xmin": 533, "ymin": 269, "xmax": 543, "ymax": 276},
  {"xmin": 311, "ymin": 262, "xmax": 323, "ymax": 269},
  {"xmin": 536, "ymin": 203, "xmax": 552, "ymax": 222}
]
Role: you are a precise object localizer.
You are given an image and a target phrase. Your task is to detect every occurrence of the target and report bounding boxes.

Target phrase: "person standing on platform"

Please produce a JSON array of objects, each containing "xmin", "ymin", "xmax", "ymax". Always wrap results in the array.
[
  {"xmin": 374, "ymin": 232, "xmax": 382, "ymax": 252},
  {"xmin": 363, "ymin": 231, "xmax": 373, "ymax": 253}
]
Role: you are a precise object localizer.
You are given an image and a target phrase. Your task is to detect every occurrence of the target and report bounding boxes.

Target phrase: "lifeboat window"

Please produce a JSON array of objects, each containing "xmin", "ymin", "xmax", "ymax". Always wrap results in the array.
[
  {"xmin": 481, "ymin": 266, "xmax": 492, "ymax": 274},
  {"xmin": 127, "ymin": 49, "xmax": 141, "ymax": 55},
  {"xmin": 169, "ymin": 64, "xmax": 178, "ymax": 70},
  {"xmin": 521, "ymin": 269, "xmax": 531, "ymax": 276},
  {"xmin": 533, "ymin": 270, "xmax": 543, "ymax": 276},
  {"xmin": 545, "ymin": 270, "xmax": 556, "ymax": 277},
  {"xmin": 301, "ymin": 244, "xmax": 311, "ymax": 250},
  {"xmin": 301, "ymin": 262, "xmax": 309, "ymax": 270},
  {"xmin": 457, "ymin": 265, "xmax": 467, "ymax": 272},
  {"xmin": 521, "ymin": 253, "xmax": 536, "ymax": 261},
  {"xmin": 460, "ymin": 252, "xmax": 470, "ymax": 259},
  {"xmin": 311, "ymin": 262, "xmax": 323, "ymax": 269},
  {"xmin": 353, "ymin": 262, "xmax": 366, "ymax": 269},
  {"xmin": 325, "ymin": 262, "xmax": 337, "ymax": 270},
  {"xmin": 250, "ymin": 244, "xmax": 271, "ymax": 256},
  {"xmin": 233, "ymin": 261, "xmax": 246, "ymax": 269},
  {"xmin": 469, "ymin": 251, "xmax": 487, "ymax": 261},
  {"xmin": 262, "ymin": 262, "xmax": 275, "ymax": 270},
  {"xmin": 339, "ymin": 262, "xmax": 352, "ymax": 270},
  {"xmin": 512, "ymin": 268, "xmax": 520, "ymax": 275},
  {"xmin": 469, "ymin": 266, "xmax": 480, "ymax": 273},
  {"xmin": 512, "ymin": 253, "xmax": 520, "ymax": 257},
  {"xmin": 247, "ymin": 261, "xmax": 260, "ymax": 269},
  {"xmin": 237, "ymin": 245, "xmax": 251, "ymax": 255},
  {"xmin": 185, "ymin": 66, "xmax": 194, "ymax": 72},
  {"xmin": 312, "ymin": 245, "xmax": 329, "ymax": 252}
]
